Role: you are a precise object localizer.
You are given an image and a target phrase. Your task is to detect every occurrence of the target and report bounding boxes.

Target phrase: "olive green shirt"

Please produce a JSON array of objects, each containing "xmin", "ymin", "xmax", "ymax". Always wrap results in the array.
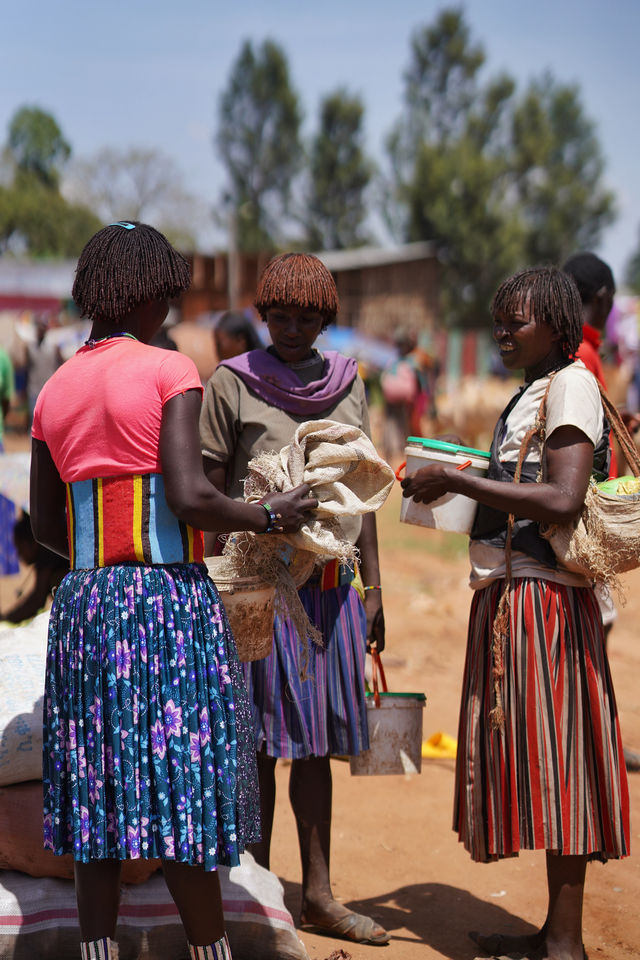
[{"xmin": 200, "ymin": 353, "xmax": 370, "ymax": 502}]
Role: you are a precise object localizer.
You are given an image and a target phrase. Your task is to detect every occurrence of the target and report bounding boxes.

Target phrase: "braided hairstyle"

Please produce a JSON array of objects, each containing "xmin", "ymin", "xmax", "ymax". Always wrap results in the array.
[
  {"xmin": 254, "ymin": 253, "xmax": 339, "ymax": 328},
  {"xmin": 491, "ymin": 266, "xmax": 583, "ymax": 359},
  {"xmin": 72, "ymin": 221, "xmax": 191, "ymax": 324},
  {"xmin": 562, "ymin": 252, "xmax": 615, "ymax": 304}
]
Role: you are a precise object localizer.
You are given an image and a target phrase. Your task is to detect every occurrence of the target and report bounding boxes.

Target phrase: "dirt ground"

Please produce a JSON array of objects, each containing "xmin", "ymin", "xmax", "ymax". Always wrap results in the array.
[
  {"xmin": 2, "ymin": 433, "xmax": 638, "ymax": 960},
  {"xmin": 269, "ymin": 483, "xmax": 640, "ymax": 960}
]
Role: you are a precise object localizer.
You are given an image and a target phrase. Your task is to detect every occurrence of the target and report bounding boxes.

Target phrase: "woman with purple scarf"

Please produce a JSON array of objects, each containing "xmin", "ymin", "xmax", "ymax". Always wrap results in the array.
[{"xmin": 199, "ymin": 253, "xmax": 390, "ymax": 947}]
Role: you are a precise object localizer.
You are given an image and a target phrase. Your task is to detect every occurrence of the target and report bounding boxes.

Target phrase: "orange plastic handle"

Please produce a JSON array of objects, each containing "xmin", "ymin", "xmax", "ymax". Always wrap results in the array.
[
  {"xmin": 370, "ymin": 648, "xmax": 389, "ymax": 708},
  {"xmin": 395, "ymin": 460, "xmax": 406, "ymax": 482}
]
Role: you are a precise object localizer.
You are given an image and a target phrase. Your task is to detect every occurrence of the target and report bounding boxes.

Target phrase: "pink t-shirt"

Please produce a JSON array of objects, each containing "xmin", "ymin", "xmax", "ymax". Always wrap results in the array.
[{"xmin": 32, "ymin": 338, "xmax": 203, "ymax": 482}]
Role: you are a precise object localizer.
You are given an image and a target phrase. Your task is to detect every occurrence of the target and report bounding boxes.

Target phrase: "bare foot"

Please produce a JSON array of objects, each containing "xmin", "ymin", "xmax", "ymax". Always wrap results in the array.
[
  {"xmin": 470, "ymin": 928, "xmax": 545, "ymax": 957},
  {"xmin": 470, "ymin": 929, "xmax": 586, "ymax": 960}
]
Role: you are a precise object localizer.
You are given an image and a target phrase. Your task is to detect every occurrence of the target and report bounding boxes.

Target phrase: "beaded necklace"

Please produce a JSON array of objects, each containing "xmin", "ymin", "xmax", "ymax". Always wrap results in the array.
[{"xmin": 84, "ymin": 331, "xmax": 139, "ymax": 349}]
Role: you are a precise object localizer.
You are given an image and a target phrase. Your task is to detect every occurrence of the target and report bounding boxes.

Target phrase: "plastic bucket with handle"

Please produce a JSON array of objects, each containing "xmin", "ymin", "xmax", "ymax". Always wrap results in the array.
[
  {"xmin": 399, "ymin": 437, "xmax": 490, "ymax": 534},
  {"xmin": 350, "ymin": 651, "xmax": 426, "ymax": 776}
]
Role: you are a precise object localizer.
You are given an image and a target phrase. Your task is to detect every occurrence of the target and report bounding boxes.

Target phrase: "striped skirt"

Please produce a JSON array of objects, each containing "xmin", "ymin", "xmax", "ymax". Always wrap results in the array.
[
  {"xmin": 454, "ymin": 577, "xmax": 630, "ymax": 863},
  {"xmin": 243, "ymin": 580, "xmax": 369, "ymax": 759},
  {"xmin": 43, "ymin": 563, "xmax": 260, "ymax": 871}
]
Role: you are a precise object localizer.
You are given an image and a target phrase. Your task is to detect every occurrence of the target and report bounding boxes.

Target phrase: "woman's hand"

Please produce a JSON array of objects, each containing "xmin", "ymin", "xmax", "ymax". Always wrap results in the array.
[
  {"xmin": 365, "ymin": 589, "xmax": 385, "ymax": 653},
  {"xmin": 401, "ymin": 463, "xmax": 454, "ymax": 505},
  {"xmin": 264, "ymin": 484, "xmax": 318, "ymax": 533}
]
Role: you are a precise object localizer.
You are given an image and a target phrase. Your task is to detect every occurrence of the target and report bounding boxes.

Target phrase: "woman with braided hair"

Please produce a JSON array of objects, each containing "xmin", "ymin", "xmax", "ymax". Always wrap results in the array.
[
  {"xmin": 30, "ymin": 222, "xmax": 316, "ymax": 960},
  {"xmin": 402, "ymin": 266, "xmax": 630, "ymax": 960},
  {"xmin": 199, "ymin": 252, "xmax": 390, "ymax": 947}
]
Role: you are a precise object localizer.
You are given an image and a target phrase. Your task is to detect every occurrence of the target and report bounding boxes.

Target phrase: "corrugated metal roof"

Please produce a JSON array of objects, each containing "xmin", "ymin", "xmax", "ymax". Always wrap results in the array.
[
  {"xmin": 0, "ymin": 260, "xmax": 75, "ymax": 297},
  {"xmin": 316, "ymin": 242, "xmax": 437, "ymax": 272}
]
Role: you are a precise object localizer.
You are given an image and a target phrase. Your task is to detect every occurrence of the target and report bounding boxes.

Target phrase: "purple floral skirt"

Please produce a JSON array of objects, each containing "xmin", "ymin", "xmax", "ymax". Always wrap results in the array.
[{"xmin": 42, "ymin": 563, "xmax": 260, "ymax": 871}]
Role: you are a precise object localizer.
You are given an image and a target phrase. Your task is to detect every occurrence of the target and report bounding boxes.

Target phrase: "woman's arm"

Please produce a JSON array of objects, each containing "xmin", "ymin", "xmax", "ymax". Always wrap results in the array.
[
  {"xmin": 355, "ymin": 513, "xmax": 385, "ymax": 652},
  {"xmin": 30, "ymin": 438, "xmax": 69, "ymax": 558},
  {"xmin": 161, "ymin": 390, "xmax": 316, "ymax": 533},
  {"xmin": 201, "ymin": 459, "xmax": 227, "ymax": 554},
  {"xmin": 401, "ymin": 424, "xmax": 593, "ymax": 526}
]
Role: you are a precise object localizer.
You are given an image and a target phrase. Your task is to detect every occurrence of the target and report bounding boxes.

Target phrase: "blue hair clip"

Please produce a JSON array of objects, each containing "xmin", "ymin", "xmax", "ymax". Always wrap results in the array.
[{"xmin": 108, "ymin": 221, "xmax": 136, "ymax": 230}]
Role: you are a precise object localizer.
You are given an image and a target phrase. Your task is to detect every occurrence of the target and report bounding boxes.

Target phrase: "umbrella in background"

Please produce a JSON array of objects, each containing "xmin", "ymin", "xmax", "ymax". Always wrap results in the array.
[{"xmin": 315, "ymin": 326, "xmax": 397, "ymax": 371}]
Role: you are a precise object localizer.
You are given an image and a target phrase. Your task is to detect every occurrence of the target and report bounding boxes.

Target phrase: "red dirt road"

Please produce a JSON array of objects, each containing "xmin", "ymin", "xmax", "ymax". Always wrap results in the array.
[{"xmin": 271, "ymin": 485, "xmax": 640, "ymax": 960}]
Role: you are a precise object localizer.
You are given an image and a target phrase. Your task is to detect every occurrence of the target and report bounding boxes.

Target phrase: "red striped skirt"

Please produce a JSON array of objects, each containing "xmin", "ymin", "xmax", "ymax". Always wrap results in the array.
[{"xmin": 454, "ymin": 578, "xmax": 630, "ymax": 863}]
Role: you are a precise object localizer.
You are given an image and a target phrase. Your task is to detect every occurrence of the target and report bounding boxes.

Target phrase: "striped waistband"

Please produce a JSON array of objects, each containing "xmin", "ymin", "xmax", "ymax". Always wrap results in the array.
[
  {"xmin": 66, "ymin": 473, "xmax": 204, "ymax": 569},
  {"xmin": 308, "ymin": 559, "xmax": 363, "ymax": 599}
]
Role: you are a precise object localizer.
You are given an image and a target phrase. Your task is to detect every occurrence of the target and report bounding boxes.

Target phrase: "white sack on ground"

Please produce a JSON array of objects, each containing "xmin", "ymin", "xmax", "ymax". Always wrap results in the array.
[{"xmin": 0, "ymin": 613, "xmax": 50, "ymax": 786}]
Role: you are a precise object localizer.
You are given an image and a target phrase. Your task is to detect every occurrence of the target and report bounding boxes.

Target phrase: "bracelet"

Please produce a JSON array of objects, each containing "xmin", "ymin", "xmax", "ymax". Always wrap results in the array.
[
  {"xmin": 257, "ymin": 500, "xmax": 280, "ymax": 534},
  {"xmin": 364, "ymin": 584, "xmax": 381, "ymax": 591}
]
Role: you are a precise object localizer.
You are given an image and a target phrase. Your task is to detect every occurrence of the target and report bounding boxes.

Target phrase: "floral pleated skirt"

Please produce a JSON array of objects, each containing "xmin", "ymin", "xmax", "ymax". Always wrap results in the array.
[{"xmin": 42, "ymin": 562, "xmax": 260, "ymax": 871}]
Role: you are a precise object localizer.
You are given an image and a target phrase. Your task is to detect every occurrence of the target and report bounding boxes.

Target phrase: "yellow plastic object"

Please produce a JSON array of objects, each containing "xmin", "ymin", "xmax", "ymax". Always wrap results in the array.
[
  {"xmin": 615, "ymin": 477, "xmax": 640, "ymax": 495},
  {"xmin": 597, "ymin": 475, "xmax": 640, "ymax": 495},
  {"xmin": 422, "ymin": 731, "xmax": 457, "ymax": 759}
]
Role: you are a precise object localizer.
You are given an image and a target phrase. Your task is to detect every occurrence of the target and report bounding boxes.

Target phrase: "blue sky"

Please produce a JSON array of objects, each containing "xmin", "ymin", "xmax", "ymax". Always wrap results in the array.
[{"xmin": 2, "ymin": 0, "xmax": 639, "ymax": 282}]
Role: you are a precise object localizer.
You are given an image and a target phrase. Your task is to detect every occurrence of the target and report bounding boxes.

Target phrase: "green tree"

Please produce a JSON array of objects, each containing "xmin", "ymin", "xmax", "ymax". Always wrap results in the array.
[
  {"xmin": 304, "ymin": 89, "xmax": 373, "ymax": 251},
  {"xmin": 386, "ymin": 9, "xmax": 521, "ymax": 327},
  {"xmin": 509, "ymin": 75, "xmax": 615, "ymax": 265},
  {"xmin": 7, "ymin": 106, "xmax": 71, "ymax": 190},
  {"xmin": 0, "ymin": 106, "xmax": 100, "ymax": 256},
  {"xmin": 385, "ymin": 8, "xmax": 616, "ymax": 328},
  {"xmin": 216, "ymin": 39, "xmax": 303, "ymax": 252},
  {"xmin": 0, "ymin": 179, "xmax": 100, "ymax": 256}
]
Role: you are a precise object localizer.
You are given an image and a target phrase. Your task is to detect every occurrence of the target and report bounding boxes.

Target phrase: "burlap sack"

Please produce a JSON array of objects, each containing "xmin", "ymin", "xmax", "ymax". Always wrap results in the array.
[{"xmin": 244, "ymin": 418, "xmax": 395, "ymax": 558}]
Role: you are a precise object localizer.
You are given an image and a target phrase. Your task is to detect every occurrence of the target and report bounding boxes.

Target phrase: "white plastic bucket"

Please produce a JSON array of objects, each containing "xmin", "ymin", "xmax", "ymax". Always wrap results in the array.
[
  {"xmin": 400, "ymin": 437, "xmax": 490, "ymax": 534},
  {"xmin": 349, "ymin": 692, "xmax": 426, "ymax": 776}
]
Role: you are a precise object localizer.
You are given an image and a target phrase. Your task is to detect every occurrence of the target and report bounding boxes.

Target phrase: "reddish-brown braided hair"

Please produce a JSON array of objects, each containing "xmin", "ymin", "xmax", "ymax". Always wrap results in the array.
[{"xmin": 254, "ymin": 253, "xmax": 339, "ymax": 324}]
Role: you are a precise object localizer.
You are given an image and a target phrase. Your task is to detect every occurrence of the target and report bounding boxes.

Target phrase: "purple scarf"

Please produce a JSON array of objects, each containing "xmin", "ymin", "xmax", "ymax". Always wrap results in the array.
[{"xmin": 220, "ymin": 349, "xmax": 358, "ymax": 416}]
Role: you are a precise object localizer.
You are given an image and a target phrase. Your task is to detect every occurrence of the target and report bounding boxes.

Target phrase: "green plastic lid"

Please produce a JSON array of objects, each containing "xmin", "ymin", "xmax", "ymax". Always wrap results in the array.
[
  {"xmin": 406, "ymin": 437, "xmax": 490, "ymax": 459},
  {"xmin": 364, "ymin": 691, "xmax": 426, "ymax": 701}
]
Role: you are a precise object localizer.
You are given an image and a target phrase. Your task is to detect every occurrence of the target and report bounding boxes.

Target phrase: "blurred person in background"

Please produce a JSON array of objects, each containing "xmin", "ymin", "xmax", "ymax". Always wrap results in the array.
[
  {"xmin": 563, "ymin": 252, "xmax": 640, "ymax": 773},
  {"xmin": 26, "ymin": 313, "xmax": 62, "ymax": 426},
  {"xmin": 0, "ymin": 346, "xmax": 20, "ymax": 576},
  {"xmin": 0, "ymin": 512, "xmax": 67, "ymax": 624},
  {"xmin": 380, "ymin": 328, "xmax": 419, "ymax": 462},
  {"xmin": 213, "ymin": 310, "xmax": 263, "ymax": 362}
]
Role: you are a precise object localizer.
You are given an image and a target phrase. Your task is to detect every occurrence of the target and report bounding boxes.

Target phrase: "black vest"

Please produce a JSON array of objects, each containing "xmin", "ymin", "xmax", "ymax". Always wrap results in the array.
[{"xmin": 470, "ymin": 368, "xmax": 610, "ymax": 569}]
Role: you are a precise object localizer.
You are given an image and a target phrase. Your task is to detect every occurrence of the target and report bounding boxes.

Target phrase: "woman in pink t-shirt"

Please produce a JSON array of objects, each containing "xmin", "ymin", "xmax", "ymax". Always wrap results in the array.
[{"xmin": 30, "ymin": 221, "xmax": 316, "ymax": 960}]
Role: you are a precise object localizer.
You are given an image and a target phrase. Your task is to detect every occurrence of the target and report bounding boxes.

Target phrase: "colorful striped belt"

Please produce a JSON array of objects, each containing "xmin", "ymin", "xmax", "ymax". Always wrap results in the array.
[
  {"xmin": 66, "ymin": 473, "xmax": 204, "ymax": 569},
  {"xmin": 308, "ymin": 559, "xmax": 364, "ymax": 600}
]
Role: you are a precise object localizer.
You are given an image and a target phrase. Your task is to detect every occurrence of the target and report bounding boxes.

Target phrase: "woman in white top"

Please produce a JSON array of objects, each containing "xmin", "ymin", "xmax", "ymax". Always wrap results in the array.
[{"xmin": 402, "ymin": 266, "xmax": 629, "ymax": 960}]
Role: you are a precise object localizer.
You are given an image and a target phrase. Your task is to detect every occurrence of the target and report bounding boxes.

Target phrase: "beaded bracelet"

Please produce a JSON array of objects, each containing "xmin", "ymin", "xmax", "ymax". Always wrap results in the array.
[
  {"xmin": 258, "ymin": 501, "xmax": 280, "ymax": 534},
  {"xmin": 364, "ymin": 584, "xmax": 382, "ymax": 591}
]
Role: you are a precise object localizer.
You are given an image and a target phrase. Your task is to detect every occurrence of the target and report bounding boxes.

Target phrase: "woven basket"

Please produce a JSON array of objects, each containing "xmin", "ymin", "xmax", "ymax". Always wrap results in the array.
[
  {"xmin": 205, "ymin": 556, "xmax": 275, "ymax": 662},
  {"xmin": 540, "ymin": 383, "xmax": 640, "ymax": 585}
]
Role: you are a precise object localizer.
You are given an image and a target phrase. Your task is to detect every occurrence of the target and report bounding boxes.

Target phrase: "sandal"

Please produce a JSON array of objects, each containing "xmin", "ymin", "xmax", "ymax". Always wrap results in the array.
[{"xmin": 301, "ymin": 910, "xmax": 390, "ymax": 945}]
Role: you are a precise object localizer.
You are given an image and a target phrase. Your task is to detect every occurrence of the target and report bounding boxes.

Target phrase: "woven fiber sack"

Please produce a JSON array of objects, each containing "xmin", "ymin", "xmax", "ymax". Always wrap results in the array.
[{"xmin": 541, "ymin": 481, "xmax": 640, "ymax": 582}]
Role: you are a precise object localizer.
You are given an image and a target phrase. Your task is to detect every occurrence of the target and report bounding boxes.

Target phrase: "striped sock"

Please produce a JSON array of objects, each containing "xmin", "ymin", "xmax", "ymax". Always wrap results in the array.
[
  {"xmin": 80, "ymin": 938, "xmax": 113, "ymax": 960},
  {"xmin": 187, "ymin": 933, "xmax": 231, "ymax": 959}
]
